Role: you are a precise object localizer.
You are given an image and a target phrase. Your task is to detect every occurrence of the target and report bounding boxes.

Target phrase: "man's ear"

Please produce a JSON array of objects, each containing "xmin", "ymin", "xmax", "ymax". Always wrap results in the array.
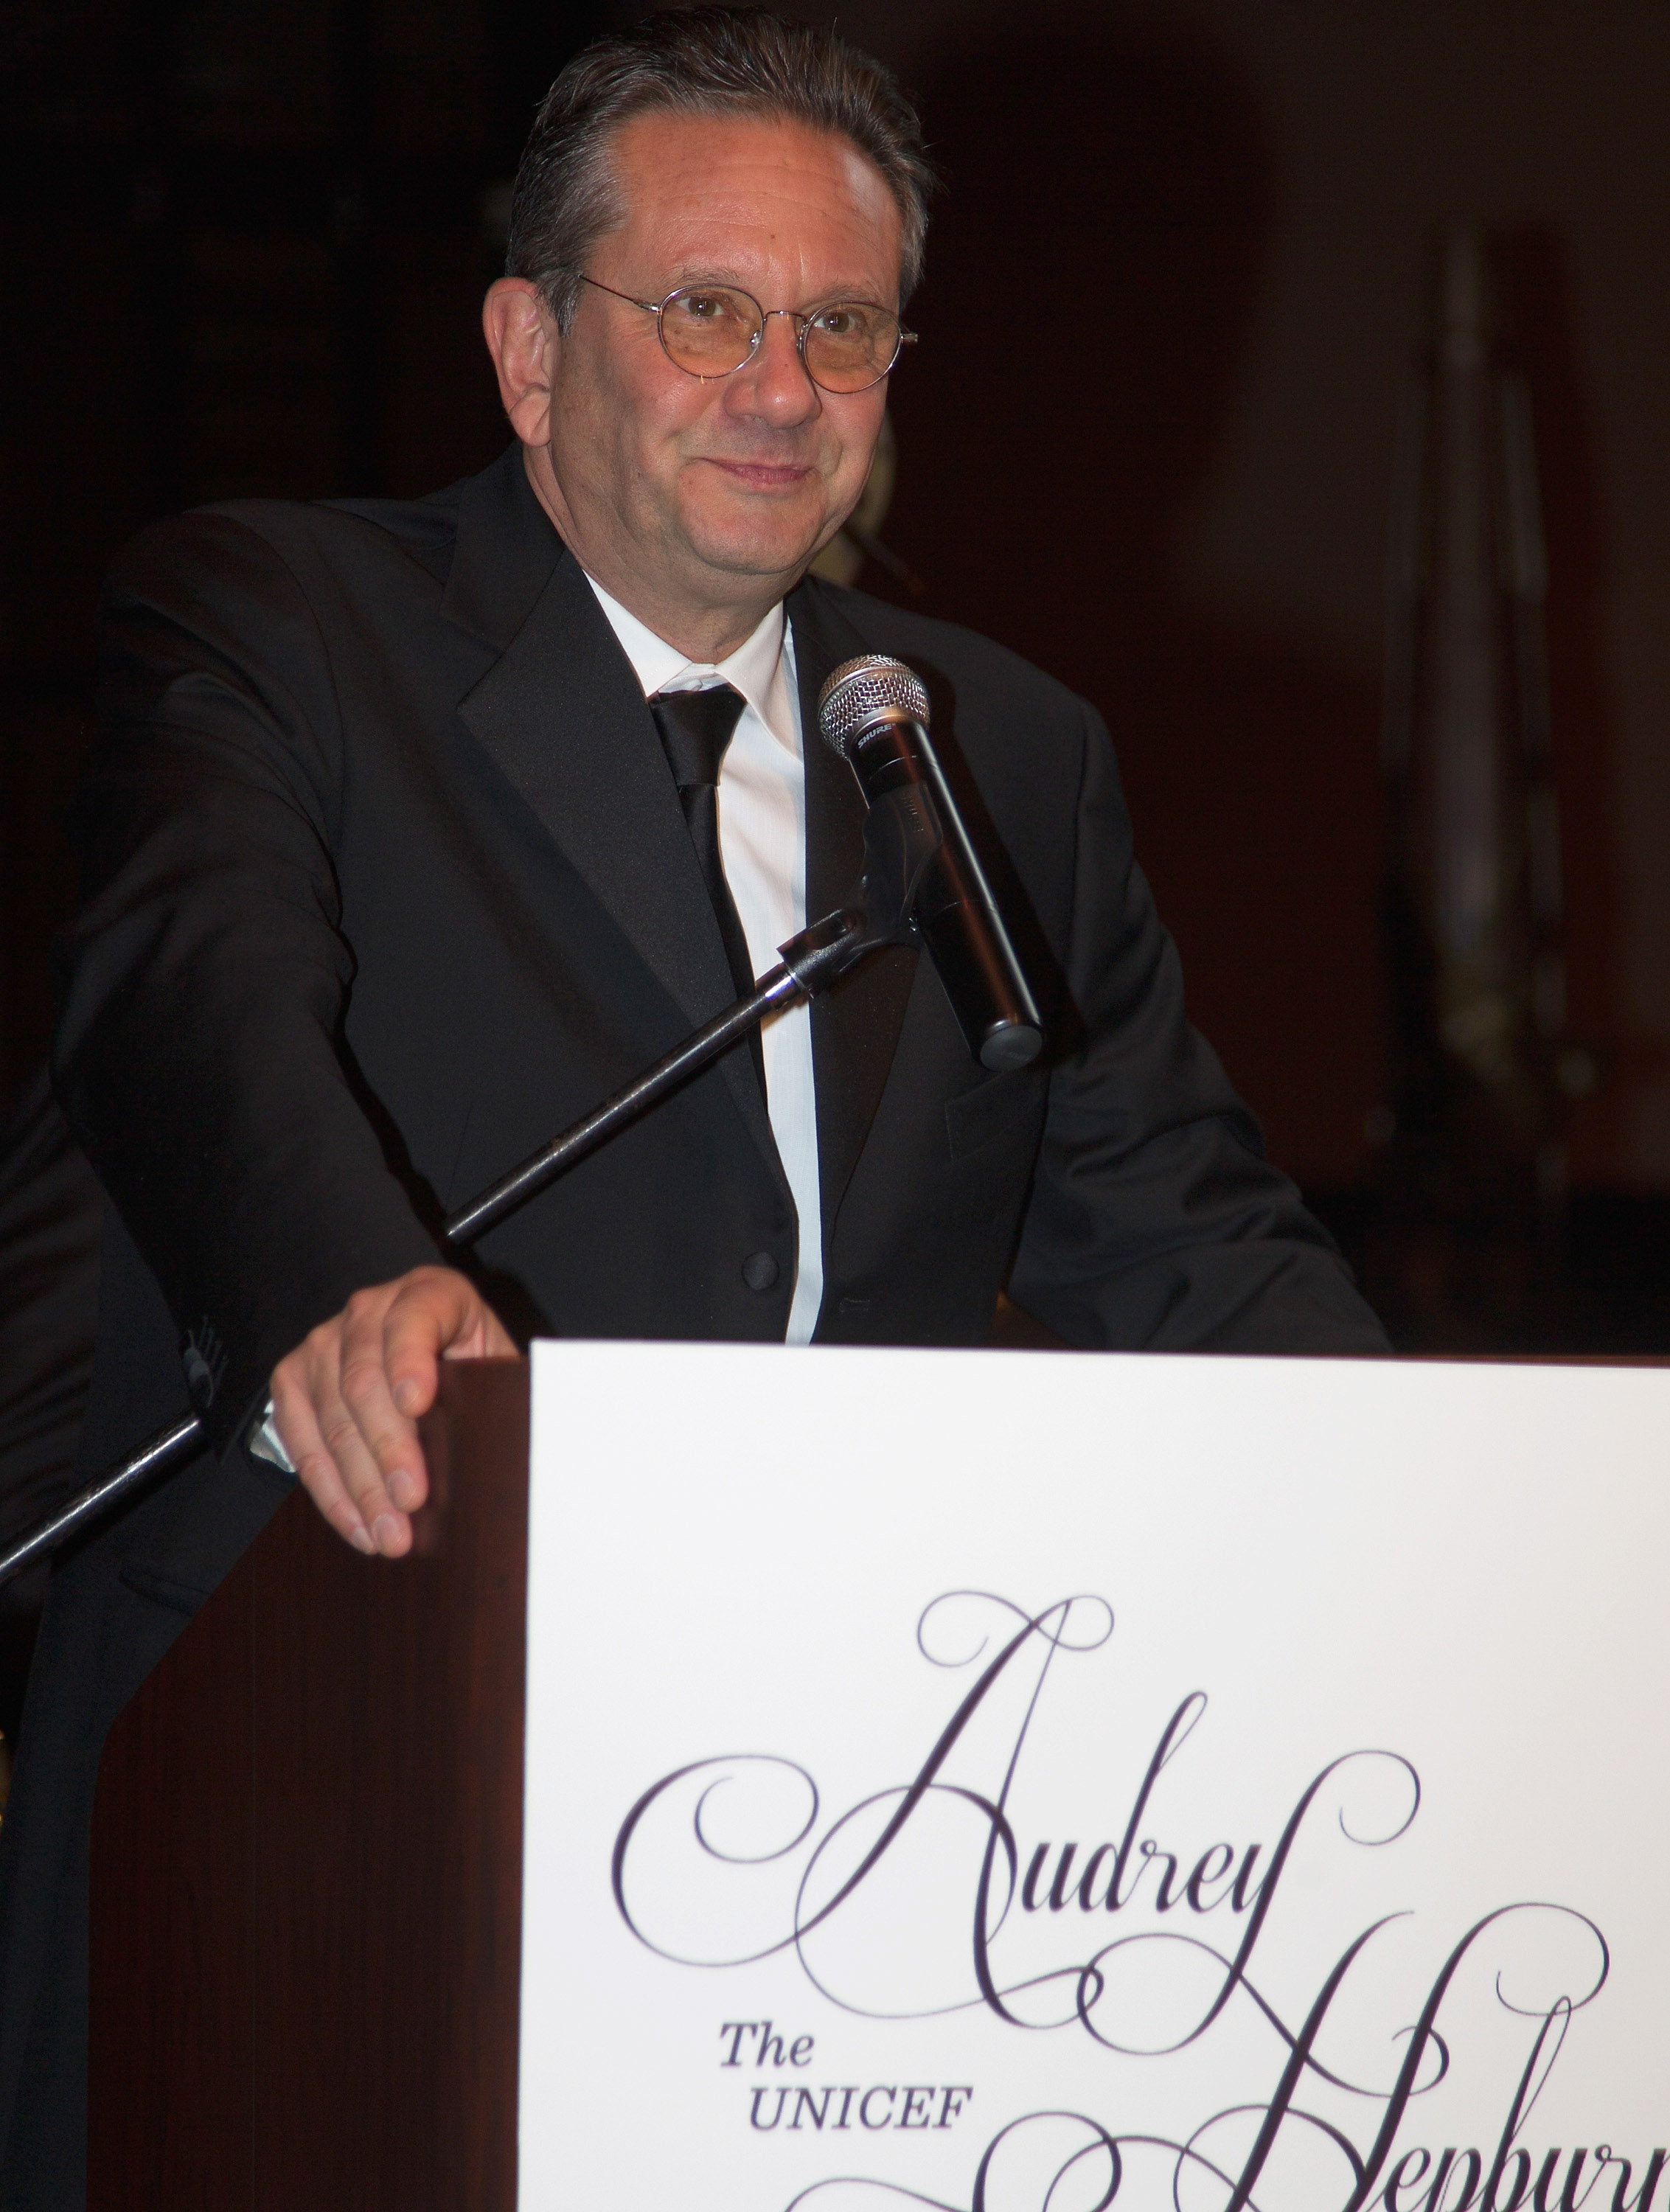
[{"xmin": 482, "ymin": 278, "xmax": 556, "ymax": 447}]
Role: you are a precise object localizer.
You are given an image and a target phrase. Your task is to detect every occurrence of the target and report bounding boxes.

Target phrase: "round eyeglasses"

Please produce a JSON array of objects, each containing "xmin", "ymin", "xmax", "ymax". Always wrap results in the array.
[{"xmin": 568, "ymin": 272, "xmax": 916, "ymax": 394}]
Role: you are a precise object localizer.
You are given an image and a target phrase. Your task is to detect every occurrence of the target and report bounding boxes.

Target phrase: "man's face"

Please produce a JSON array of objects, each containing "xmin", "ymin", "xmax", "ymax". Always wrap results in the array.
[{"xmin": 539, "ymin": 108, "xmax": 903, "ymax": 619}]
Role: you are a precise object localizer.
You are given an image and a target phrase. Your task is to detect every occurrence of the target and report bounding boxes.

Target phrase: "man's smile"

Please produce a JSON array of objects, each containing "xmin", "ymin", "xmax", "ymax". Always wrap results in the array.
[{"xmin": 700, "ymin": 456, "xmax": 818, "ymax": 490}]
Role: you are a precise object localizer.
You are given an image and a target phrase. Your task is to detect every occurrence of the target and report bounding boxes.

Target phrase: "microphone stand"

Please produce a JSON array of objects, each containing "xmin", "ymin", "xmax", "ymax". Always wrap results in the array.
[{"xmin": 0, "ymin": 904, "xmax": 890, "ymax": 1590}]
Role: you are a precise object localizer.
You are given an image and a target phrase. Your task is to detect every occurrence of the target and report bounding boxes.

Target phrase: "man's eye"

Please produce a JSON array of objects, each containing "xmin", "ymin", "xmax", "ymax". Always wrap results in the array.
[{"xmin": 675, "ymin": 291, "xmax": 748, "ymax": 327}]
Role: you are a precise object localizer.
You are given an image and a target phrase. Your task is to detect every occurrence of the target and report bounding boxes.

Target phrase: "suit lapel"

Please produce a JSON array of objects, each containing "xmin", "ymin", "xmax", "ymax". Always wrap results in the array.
[
  {"xmin": 789, "ymin": 577, "xmax": 921, "ymax": 1250},
  {"xmin": 448, "ymin": 453, "xmax": 784, "ymax": 1188}
]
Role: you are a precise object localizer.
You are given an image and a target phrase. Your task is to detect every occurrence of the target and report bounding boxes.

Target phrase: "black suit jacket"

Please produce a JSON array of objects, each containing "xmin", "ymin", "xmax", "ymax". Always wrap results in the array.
[{"xmin": 0, "ymin": 442, "xmax": 1385, "ymax": 2205}]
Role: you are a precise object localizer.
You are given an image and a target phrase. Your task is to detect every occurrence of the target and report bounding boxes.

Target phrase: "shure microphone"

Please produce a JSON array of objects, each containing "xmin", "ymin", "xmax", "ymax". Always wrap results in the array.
[{"xmin": 818, "ymin": 655, "xmax": 1043, "ymax": 1071}]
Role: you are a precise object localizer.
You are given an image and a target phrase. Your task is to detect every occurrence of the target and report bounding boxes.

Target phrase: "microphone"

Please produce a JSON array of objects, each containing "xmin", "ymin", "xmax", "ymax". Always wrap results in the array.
[{"xmin": 818, "ymin": 655, "xmax": 1043, "ymax": 1071}]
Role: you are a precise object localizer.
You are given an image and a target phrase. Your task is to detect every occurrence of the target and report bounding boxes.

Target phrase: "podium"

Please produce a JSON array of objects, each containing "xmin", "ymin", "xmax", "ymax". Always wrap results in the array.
[
  {"xmin": 88, "ymin": 1344, "xmax": 1670, "ymax": 2212},
  {"xmin": 87, "ymin": 1361, "xmax": 531, "ymax": 2212}
]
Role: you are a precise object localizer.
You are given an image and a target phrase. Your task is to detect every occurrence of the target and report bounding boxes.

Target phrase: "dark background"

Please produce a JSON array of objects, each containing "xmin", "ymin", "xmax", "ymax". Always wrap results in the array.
[{"xmin": 4, "ymin": 0, "xmax": 1669, "ymax": 1324}]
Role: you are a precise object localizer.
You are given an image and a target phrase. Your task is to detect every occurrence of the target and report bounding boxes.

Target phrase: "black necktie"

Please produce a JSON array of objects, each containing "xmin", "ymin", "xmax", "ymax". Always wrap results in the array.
[{"xmin": 650, "ymin": 684, "xmax": 767, "ymax": 1096}]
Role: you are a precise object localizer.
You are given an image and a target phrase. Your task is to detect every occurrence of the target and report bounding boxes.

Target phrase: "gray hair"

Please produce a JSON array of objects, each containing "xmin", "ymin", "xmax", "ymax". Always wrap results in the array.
[{"xmin": 506, "ymin": 8, "xmax": 936, "ymax": 330}]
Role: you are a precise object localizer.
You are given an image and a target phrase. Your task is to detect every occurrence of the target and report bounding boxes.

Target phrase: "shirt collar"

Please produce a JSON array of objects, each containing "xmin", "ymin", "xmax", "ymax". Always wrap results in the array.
[{"xmin": 582, "ymin": 574, "xmax": 796, "ymax": 755}]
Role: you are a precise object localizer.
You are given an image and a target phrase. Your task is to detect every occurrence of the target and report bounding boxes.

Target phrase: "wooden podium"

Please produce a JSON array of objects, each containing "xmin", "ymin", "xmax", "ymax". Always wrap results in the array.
[
  {"xmin": 86, "ymin": 1360, "xmax": 532, "ymax": 2212},
  {"xmin": 86, "ymin": 1345, "xmax": 1670, "ymax": 2210}
]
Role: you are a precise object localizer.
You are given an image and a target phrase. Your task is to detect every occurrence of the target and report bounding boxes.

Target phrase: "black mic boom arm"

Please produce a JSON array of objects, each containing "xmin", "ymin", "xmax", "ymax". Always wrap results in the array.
[{"xmin": 0, "ymin": 903, "xmax": 884, "ymax": 1588}]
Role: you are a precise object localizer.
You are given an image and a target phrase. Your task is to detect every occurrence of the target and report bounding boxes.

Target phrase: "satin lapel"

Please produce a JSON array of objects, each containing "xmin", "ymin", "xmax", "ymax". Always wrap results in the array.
[
  {"xmin": 453, "ymin": 512, "xmax": 783, "ymax": 1185},
  {"xmin": 790, "ymin": 577, "xmax": 921, "ymax": 1248}
]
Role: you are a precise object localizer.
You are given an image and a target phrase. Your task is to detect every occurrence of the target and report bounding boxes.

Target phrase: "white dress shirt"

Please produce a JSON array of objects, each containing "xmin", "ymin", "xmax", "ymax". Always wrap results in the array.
[{"xmin": 582, "ymin": 577, "xmax": 823, "ymax": 1344}]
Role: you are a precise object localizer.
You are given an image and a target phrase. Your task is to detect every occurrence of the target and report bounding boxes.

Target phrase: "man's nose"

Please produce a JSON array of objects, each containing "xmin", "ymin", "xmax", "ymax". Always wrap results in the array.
[{"xmin": 724, "ymin": 310, "xmax": 820, "ymax": 424}]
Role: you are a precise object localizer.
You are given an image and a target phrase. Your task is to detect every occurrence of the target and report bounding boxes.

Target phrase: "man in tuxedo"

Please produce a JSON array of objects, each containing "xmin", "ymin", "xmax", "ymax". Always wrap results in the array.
[{"xmin": 0, "ymin": 10, "xmax": 1385, "ymax": 2201}]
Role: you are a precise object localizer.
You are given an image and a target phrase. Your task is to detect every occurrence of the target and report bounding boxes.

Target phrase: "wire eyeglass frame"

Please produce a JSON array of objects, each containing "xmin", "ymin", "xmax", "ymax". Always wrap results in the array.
[{"xmin": 564, "ymin": 271, "xmax": 916, "ymax": 393}]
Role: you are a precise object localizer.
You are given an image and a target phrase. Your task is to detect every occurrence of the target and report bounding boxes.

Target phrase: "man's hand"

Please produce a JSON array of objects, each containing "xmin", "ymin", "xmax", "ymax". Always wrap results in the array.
[{"xmin": 269, "ymin": 1266, "xmax": 519, "ymax": 1558}]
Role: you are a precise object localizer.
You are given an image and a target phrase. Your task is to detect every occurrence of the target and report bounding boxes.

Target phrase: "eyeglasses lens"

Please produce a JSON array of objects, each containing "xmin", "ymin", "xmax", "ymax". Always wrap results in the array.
[
  {"xmin": 660, "ymin": 288, "xmax": 762, "ymax": 377},
  {"xmin": 805, "ymin": 305, "xmax": 902, "ymax": 392},
  {"xmin": 658, "ymin": 288, "xmax": 902, "ymax": 392}
]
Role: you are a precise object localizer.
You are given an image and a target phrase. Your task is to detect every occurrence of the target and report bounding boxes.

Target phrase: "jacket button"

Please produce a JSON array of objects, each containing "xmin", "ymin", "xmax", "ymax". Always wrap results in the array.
[{"xmin": 741, "ymin": 1251, "xmax": 779, "ymax": 1292}]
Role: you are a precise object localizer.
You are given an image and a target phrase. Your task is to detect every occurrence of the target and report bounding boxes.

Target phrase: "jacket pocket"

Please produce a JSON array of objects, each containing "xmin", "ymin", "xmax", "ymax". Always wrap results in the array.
[{"xmin": 118, "ymin": 1562, "xmax": 211, "ymax": 1617}]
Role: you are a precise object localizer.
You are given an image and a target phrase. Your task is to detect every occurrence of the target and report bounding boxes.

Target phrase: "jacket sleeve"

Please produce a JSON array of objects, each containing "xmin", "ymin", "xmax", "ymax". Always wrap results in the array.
[
  {"xmin": 1006, "ymin": 703, "xmax": 1389, "ymax": 1354},
  {"xmin": 52, "ymin": 512, "xmax": 444, "ymax": 1448}
]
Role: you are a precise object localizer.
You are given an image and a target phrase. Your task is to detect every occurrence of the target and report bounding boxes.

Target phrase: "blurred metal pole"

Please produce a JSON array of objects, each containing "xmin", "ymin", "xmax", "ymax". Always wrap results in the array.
[{"xmin": 1375, "ymin": 226, "xmax": 1582, "ymax": 1340}]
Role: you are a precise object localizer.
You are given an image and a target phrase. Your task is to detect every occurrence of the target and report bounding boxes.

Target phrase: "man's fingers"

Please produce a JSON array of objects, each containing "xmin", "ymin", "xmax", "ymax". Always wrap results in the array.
[
  {"xmin": 272, "ymin": 1304, "xmax": 416, "ymax": 1559},
  {"xmin": 271, "ymin": 1267, "xmax": 517, "ymax": 1562},
  {"xmin": 338, "ymin": 1290, "xmax": 428, "ymax": 1519},
  {"xmin": 271, "ymin": 1363, "xmax": 377, "ymax": 1556},
  {"xmin": 320, "ymin": 1395, "xmax": 413, "ymax": 1558},
  {"xmin": 383, "ymin": 1267, "xmax": 507, "ymax": 1415}
]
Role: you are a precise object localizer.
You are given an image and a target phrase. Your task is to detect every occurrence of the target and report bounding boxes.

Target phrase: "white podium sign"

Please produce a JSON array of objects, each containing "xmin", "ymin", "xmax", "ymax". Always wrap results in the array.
[{"xmin": 518, "ymin": 1343, "xmax": 1669, "ymax": 2212}]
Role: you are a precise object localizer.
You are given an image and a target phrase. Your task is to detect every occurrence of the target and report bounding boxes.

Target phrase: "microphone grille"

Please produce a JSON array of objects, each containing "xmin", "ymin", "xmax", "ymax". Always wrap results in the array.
[{"xmin": 816, "ymin": 655, "xmax": 930, "ymax": 757}]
